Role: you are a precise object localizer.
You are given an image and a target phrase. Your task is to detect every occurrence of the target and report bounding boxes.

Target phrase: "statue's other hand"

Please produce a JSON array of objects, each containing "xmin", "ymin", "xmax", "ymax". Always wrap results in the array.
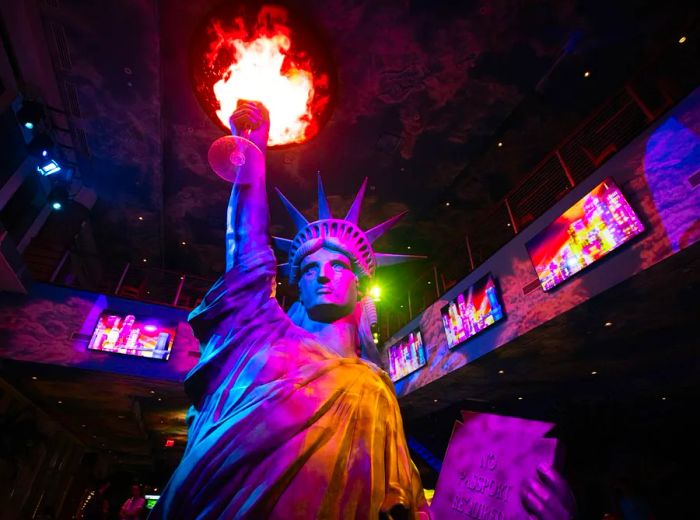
[
  {"xmin": 229, "ymin": 100, "xmax": 271, "ymax": 152},
  {"xmin": 521, "ymin": 464, "xmax": 576, "ymax": 520}
]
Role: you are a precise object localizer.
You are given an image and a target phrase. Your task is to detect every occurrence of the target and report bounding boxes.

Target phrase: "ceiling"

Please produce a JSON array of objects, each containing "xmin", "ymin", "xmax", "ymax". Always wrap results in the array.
[{"xmin": 18, "ymin": 0, "xmax": 696, "ymax": 290}]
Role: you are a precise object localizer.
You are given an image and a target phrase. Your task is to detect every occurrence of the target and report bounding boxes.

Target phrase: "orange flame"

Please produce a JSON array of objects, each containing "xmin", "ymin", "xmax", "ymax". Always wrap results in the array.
[{"xmin": 200, "ymin": 6, "xmax": 330, "ymax": 147}]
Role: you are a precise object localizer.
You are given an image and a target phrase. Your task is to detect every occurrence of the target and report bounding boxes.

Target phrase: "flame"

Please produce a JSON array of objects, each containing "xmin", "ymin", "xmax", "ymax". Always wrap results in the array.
[{"xmin": 200, "ymin": 6, "xmax": 331, "ymax": 147}]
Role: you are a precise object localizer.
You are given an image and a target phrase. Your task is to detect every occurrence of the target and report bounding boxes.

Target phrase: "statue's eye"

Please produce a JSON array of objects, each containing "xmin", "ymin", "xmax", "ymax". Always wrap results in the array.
[{"xmin": 332, "ymin": 260, "xmax": 349, "ymax": 271}]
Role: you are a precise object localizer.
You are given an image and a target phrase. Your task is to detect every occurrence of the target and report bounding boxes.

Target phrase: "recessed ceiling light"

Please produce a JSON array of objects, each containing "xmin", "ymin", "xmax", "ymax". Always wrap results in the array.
[
  {"xmin": 433, "ymin": 399, "xmax": 438, "ymax": 403},
  {"xmin": 591, "ymin": 371, "xmax": 598, "ymax": 375},
  {"xmin": 584, "ymin": 71, "xmax": 591, "ymax": 78},
  {"xmin": 427, "ymin": 281, "xmax": 431, "ymax": 284},
  {"xmin": 517, "ymin": 396, "xmax": 523, "ymax": 400},
  {"xmin": 31, "ymin": 376, "xmax": 38, "ymax": 380},
  {"xmin": 407, "ymin": 246, "xmax": 411, "ymax": 250},
  {"xmin": 661, "ymin": 397, "xmax": 667, "ymax": 401},
  {"xmin": 400, "ymin": 305, "xmax": 404, "ymax": 308},
  {"xmin": 506, "ymin": 223, "xmax": 511, "ymax": 227},
  {"xmin": 81, "ymin": 424, "xmax": 87, "ymax": 428},
  {"xmin": 181, "ymin": 241, "xmax": 187, "ymax": 245},
  {"xmin": 57, "ymin": 400, "xmax": 63, "ymax": 404},
  {"xmin": 138, "ymin": 216, "xmax": 144, "ymax": 221},
  {"xmin": 445, "ymin": 202, "xmax": 450, "ymax": 207},
  {"xmin": 157, "ymin": 397, "xmax": 163, "ymax": 402},
  {"xmin": 150, "ymin": 390, "xmax": 156, "ymax": 394},
  {"xmin": 604, "ymin": 321, "xmax": 613, "ymax": 327},
  {"xmin": 118, "ymin": 415, "xmax": 125, "ymax": 419},
  {"xmin": 678, "ymin": 36, "xmax": 687, "ymax": 44},
  {"xmin": 497, "ymin": 141, "xmax": 503, "ymax": 147},
  {"xmin": 498, "ymin": 370, "xmax": 504, "ymax": 374}
]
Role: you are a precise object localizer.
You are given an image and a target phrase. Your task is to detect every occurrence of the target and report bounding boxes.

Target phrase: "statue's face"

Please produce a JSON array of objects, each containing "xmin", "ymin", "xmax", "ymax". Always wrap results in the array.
[{"xmin": 298, "ymin": 247, "xmax": 358, "ymax": 322}]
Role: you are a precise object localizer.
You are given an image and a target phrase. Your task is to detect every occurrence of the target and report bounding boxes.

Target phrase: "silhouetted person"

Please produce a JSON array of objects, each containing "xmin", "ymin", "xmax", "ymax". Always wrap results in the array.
[{"xmin": 119, "ymin": 484, "xmax": 145, "ymax": 520}]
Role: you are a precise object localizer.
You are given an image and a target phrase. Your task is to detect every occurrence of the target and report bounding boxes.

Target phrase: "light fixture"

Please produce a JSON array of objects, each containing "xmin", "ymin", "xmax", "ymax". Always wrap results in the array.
[
  {"xmin": 506, "ymin": 223, "xmax": 511, "ymax": 227},
  {"xmin": 157, "ymin": 397, "xmax": 162, "ymax": 402},
  {"xmin": 370, "ymin": 285, "xmax": 381, "ymax": 301},
  {"xmin": 48, "ymin": 186, "xmax": 69, "ymax": 210},
  {"xmin": 497, "ymin": 141, "xmax": 503, "ymax": 147},
  {"xmin": 584, "ymin": 71, "xmax": 591, "ymax": 78},
  {"xmin": 604, "ymin": 321, "xmax": 613, "ymax": 327},
  {"xmin": 498, "ymin": 370, "xmax": 504, "ymax": 374},
  {"xmin": 517, "ymin": 396, "xmax": 523, "ymax": 400},
  {"xmin": 142, "ymin": 258, "xmax": 148, "ymax": 263},
  {"xmin": 27, "ymin": 133, "xmax": 54, "ymax": 158},
  {"xmin": 445, "ymin": 202, "xmax": 450, "ymax": 207},
  {"xmin": 150, "ymin": 390, "xmax": 156, "ymax": 394},
  {"xmin": 427, "ymin": 281, "xmax": 431, "ymax": 285},
  {"xmin": 164, "ymin": 439, "xmax": 175, "ymax": 448},
  {"xmin": 37, "ymin": 159, "xmax": 62, "ymax": 177},
  {"xmin": 661, "ymin": 397, "xmax": 667, "ymax": 401},
  {"xmin": 591, "ymin": 371, "xmax": 598, "ymax": 375},
  {"xmin": 679, "ymin": 36, "xmax": 687, "ymax": 44},
  {"xmin": 16, "ymin": 100, "xmax": 44, "ymax": 130},
  {"xmin": 81, "ymin": 424, "xmax": 87, "ymax": 428},
  {"xmin": 57, "ymin": 400, "xmax": 63, "ymax": 404},
  {"xmin": 31, "ymin": 376, "xmax": 38, "ymax": 380},
  {"xmin": 433, "ymin": 399, "xmax": 438, "ymax": 403},
  {"xmin": 181, "ymin": 241, "xmax": 187, "ymax": 245},
  {"xmin": 138, "ymin": 216, "xmax": 144, "ymax": 221},
  {"xmin": 407, "ymin": 246, "xmax": 412, "ymax": 250}
]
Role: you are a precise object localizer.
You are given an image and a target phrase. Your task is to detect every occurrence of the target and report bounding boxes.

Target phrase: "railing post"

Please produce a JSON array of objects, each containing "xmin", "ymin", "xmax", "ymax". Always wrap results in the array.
[
  {"xmin": 172, "ymin": 275, "xmax": 186, "ymax": 306},
  {"xmin": 503, "ymin": 198, "xmax": 519, "ymax": 234},
  {"xmin": 115, "ymin": 262, "xmax": 130, "ymax": 295},
  {"xmin": 625, "ymin": 84, "xmax": 655, "ymax": 122},
  {"xmin": 555, "ymin": 150, "xmax": 576, "ymax": 188},
  {"xmin": 432, "ymin": 264, "xmax": 440, "ymax": 299},
  {"xmin": 50, "ymin": 249, "xmax": 70, "ymax": 283},
  {"xmin": 465, "ymin": 233, "xmax": 475, "ymax": 271}
]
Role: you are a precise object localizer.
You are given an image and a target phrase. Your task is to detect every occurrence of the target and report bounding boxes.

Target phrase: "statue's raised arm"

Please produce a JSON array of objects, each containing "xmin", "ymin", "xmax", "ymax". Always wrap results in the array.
[{"xmin": 225, "ymin": 101, "xmax": 271, "ymax": 272}]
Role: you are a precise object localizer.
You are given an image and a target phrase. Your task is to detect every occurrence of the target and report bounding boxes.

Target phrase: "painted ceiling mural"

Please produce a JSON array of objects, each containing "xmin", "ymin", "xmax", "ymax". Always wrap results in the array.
[{"xmin": 34, "ymin": 0, "xmax": 691, "ymax": 290}]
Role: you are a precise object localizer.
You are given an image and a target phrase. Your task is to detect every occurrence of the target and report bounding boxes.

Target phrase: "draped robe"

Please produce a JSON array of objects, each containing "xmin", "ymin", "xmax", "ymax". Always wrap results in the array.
[{"xmin": 150, "ymin": 244, "xmax": 427, "ymax": 519}]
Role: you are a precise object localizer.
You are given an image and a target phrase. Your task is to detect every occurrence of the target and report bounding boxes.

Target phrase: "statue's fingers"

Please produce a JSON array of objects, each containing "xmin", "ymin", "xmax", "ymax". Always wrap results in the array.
[
  {"xmin": 537, "ymin": 465, "xmax": 576, "ymax": 511},
  {"xmin": 522, "ymin": 481, "xmax": 547, "ymax": 519}
]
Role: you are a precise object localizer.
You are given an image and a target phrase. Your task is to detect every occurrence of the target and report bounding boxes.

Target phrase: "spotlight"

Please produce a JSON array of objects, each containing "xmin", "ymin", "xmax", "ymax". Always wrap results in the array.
[
  {"xmin": 16, "ymin": 100, "xmax": 44, "ymax": 130},
  {"xmin": 678, "ymin": 36, "xmax": 687, "ymax": 44},
  {"xmin": 37, "ymin": 159, "xmax": 62, "ymax": 177},
  {"xmin": 27, "ymin": 133, "xmax": 54, "ymax": 158},
  {"xmin": 48, "ymin": 186, "xmax": 69, "ymax": 211},
  {"xmin": 370, "ymin": 285, "xmax": 381, "ymax": 301}
]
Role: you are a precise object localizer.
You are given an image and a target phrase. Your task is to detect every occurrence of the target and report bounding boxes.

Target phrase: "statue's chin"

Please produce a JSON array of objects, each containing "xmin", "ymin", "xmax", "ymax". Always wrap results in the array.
[{"xmin": 307, "ymin": 303, "xmax": 355, "ymax": 323}]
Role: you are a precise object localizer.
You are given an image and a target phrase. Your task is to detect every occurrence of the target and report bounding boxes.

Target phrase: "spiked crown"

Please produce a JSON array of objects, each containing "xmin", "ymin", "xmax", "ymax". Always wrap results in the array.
[{"xmin": 274, "ymin": 175, "xmax": 422, "ymax": 283}]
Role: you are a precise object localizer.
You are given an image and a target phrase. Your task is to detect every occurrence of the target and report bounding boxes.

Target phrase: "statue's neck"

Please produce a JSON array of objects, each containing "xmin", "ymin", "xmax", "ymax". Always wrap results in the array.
[{"xmin": 300, "ymin": 313, "xmax": 359, "ymax": 359}]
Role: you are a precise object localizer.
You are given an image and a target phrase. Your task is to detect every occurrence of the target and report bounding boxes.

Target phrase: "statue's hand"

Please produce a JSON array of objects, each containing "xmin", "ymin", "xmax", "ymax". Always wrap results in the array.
[
  {"xmin": 521, "ymin": 464, "xmax": 576, "ymax": 519},
  {"xmin": 229, "ymin": 100, "xmax": 270, "ymax": 152}
]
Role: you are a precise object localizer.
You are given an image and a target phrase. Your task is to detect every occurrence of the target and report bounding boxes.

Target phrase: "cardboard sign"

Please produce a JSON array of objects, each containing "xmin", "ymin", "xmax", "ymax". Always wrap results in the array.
[{"xmin": 430, "ymin": 411, "xmax": 561, "ymax": 519}]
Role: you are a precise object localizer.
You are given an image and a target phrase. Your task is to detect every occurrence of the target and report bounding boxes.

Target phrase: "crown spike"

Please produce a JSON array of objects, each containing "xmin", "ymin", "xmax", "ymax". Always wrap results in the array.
[
  {"xmin": 275, "ymin": 188, "xmax": 309, "ymax": 231},
  {"xmin": 317, "ymin": 174, "xmax": 332, "ymax": 220},
  {"xmin": 272, "ymin": 236, "xmax": 293, "ymax": 252},
  {"xmin": 345, "ymin": 177, "xmax": 368, "ymax": 225},
  {"xmin": 375, "ymin": 252, "xmax": 427, "ymax": 267},
  {"xmin": 365, "ymin": 211, "xmax": 408, "ymax": 243},
  {"xmin": 277, "ymin": 262, "xmax": 291, "ymax": 277}
]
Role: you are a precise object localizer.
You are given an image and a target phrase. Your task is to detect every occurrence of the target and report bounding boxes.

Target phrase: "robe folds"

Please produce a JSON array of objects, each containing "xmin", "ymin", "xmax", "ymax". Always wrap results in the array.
[{"xmin": 150, "ymin": 246, "xmax": 426, "ymax": 519}]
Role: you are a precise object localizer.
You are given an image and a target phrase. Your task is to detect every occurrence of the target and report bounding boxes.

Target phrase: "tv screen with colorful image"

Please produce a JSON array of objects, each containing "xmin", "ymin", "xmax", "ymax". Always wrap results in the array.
[
  {"xmin": 387, "ymin": 328, "xmax": 427, "ymax": 382},
  {"xmin": 526, "ymin": 178, "xmax": 645, "ymax": 291},
  {"xmin": 88, "ymin": 312, "xmax": 176, "ymax": 360},
  {"xmin": 441, "ymin": 274, "xmax": 504, "ymax": 349}
]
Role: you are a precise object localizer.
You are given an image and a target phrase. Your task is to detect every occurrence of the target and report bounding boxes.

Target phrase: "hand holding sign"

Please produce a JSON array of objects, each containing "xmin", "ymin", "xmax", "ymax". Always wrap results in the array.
[{"xmin": 430, "ymin": 411, "xmax": 575, "ymax": 519}]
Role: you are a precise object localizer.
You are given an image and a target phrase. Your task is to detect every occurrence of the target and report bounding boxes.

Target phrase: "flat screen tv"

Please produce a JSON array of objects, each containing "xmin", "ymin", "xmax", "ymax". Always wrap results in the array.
[
  {"xmin": 88, "ymin": 312, "xmax": 176, "ymax": 360},
  {"xmin": 144, "ymin": 495, "xmax": 160, "ymax": 510},
  {"xmin": 441, "ymin": 274, "xmax": 504, "ymax": 349},
  {"xmin": 526, "ymin": 178, "xmax": 644, "ymax": 291},
  {"xmin": 387, "ymin": 328, "xmax": 427, "ymax": 382}
]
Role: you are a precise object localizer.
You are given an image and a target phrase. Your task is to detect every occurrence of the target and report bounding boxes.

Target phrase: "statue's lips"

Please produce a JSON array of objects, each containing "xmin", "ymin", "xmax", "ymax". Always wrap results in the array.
[{"xmin": 316, "ymin": 288, "xmax": 333, "ymax": 294}]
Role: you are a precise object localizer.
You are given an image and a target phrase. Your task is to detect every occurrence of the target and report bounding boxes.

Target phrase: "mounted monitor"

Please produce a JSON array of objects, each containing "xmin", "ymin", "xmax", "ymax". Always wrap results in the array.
[
  {"xmin": 88, "ymin": 312, "xmax": 176, "ymax": 360},
  {"xmin": 387, "ymin": 328, "xmax": 427, "ymax": 382},
  {"xmin": 144, "ymin": 495, "xmax": 160, "ymax": 510},
  {"xmin": 441, "ymin": 274, "xmax": 504, "ymax": 349},
  {"xmin": 526, "ymin": 178, "xmax": 644, "ymax": 291}
]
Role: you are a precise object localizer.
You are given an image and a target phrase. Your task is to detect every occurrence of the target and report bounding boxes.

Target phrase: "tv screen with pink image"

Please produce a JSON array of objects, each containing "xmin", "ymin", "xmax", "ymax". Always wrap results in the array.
[
  {"xmin": 88, "ymin": 312, "xmax": 176, "ymax": 360},
  {"xmin": 526, "ymin": 178, "xmax": 644, "ymax": 291},
  {"xmin": 441, "ymin": 274, "xmax": 504, "ymax": 349},
  {"xmin": 387, "ymin": 328, "xmax": 427, "ymax": 382}
]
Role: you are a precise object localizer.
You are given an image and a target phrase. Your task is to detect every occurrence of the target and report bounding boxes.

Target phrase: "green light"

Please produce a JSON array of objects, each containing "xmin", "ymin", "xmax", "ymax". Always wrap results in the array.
[{"xmin": 370, "ymin": 285, "xmax": 381, "ymax": 300}]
